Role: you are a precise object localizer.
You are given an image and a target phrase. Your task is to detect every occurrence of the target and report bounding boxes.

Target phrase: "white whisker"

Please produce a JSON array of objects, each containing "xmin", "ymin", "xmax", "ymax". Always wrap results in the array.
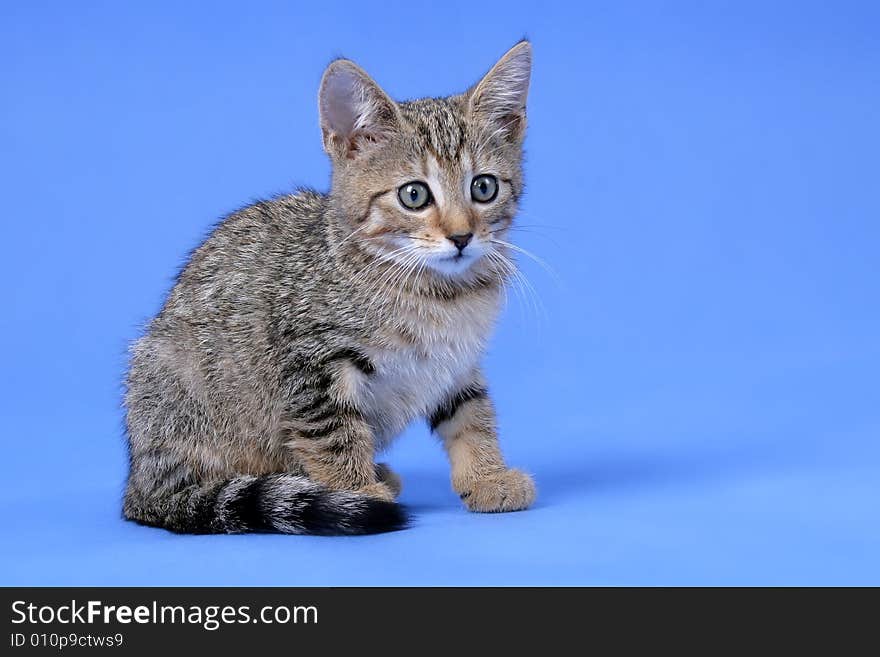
[
  {"xmin": 489, "ymin": 238, "xmax": 561, "ymax": 287},
  {"xmin": 486, "ymin": 247, "xmax": 547, "ymax": 330},
  {"xmin": 337, "ymin": 224, "xmax": 371, "ymax": 248}
]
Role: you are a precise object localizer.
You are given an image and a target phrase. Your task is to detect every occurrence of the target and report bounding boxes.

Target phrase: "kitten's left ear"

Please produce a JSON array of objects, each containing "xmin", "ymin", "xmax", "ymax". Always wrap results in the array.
[
  {"xmin": 319, "ymin": 59, "xmax": 401, "ymax": 160},
  {"xmin": 468, "ymin": 40, "xmax": 532, "ymax": 142}
]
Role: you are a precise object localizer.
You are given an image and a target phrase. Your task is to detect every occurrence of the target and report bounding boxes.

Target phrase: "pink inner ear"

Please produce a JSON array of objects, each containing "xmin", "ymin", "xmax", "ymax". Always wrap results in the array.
[
  {"xmin": 321, "ymin": 70, "xmax": 361, "ymax": 139},
  {"xmin": 319, "ymin": 61, "xmax": 400, "ymax": 158}
]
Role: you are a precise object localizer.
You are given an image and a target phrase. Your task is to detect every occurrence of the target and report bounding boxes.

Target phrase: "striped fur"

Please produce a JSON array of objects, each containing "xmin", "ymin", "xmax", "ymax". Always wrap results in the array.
[
  {"xmin": 123, "ymin": 42, "xmax": 536, "ymax": 535},
  {"xmin": 124, "ymin": 474, "xmax": 404, "ymax": 535}
]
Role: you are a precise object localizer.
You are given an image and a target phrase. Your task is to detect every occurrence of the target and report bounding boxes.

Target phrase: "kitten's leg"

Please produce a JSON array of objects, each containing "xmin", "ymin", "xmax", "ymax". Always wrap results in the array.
[
  {"xmin": 375, "ymin": 462, "xmax": 403, "ymax": 498},
  {"xmin": 289, "ymin": 408, "xmax": 395, "ymax": 502},
  {"xmin": 283, "ymin": 352, "xmax": 399, "ymax": 501},
  {"xmin": 429, "ymin": 372, "xmax": 536, "ymax": 512}
]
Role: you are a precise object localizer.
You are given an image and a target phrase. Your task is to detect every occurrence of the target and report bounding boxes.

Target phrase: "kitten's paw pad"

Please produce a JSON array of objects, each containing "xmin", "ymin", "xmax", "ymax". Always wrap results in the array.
[
  {"xmin": 357, "ymin": 481, "xmax": 396, "ymax": 503},
  {"xmin": 375, "ymin": 463, "xmax": 402, "ymax": 498},
  {"xmin": 460, "ymin": 469, "xmax": 536, "ymax": 513}
]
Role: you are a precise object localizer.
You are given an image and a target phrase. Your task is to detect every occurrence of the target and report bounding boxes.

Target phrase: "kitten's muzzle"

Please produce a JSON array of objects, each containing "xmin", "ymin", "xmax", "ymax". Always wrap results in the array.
[{"xmin": 447, "ymin": 233, "xmax": 473, "ymax": 254}]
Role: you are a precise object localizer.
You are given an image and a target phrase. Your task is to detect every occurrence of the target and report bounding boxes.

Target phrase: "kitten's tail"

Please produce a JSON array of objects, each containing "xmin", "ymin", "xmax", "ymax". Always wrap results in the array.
[{"xmin": 124, "ymin": 474, "xmax": 409, "ymax": 535}]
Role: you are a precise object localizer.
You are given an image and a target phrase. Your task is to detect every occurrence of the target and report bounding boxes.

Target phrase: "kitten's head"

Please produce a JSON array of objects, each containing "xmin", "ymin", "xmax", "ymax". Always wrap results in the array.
[{"xmin": 319, "ymin": 41, "xmax": 531, "ymax": 281}]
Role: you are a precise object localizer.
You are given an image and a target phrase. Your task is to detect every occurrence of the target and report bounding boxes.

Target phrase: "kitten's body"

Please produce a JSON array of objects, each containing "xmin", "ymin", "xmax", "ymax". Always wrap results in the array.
[{"xmin": 124, "ymin": 44, "xmax": 536, "ymax": 534}]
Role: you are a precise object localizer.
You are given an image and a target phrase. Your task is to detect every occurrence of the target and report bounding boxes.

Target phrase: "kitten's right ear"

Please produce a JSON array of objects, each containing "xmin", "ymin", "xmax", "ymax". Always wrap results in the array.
[{"xmin": 318, "ymin": 59, "xmax": 400, "ymax": 160}]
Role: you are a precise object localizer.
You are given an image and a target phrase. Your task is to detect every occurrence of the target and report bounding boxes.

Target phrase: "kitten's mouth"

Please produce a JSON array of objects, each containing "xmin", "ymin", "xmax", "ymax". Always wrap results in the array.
[{"xmin": 425, "ymin": 250, "xmax": 481, "ymax": 277}]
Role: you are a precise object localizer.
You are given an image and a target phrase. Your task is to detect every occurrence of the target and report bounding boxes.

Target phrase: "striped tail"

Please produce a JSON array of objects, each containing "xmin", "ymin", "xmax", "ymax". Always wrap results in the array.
[{"xmin": 123, "ymin": 473, "xmax": 409, "ymax": 535}]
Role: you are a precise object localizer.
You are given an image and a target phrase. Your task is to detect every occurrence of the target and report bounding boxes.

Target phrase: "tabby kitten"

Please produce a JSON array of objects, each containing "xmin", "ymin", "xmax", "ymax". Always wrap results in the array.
[{"xmin": 123, "ymin": 41, "xmax": 536, "ymax": 535}]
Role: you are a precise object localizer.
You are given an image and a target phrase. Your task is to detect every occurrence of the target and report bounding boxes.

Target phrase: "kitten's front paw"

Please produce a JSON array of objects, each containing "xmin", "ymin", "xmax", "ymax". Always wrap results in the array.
[
  {"xmin": 375, "ymin": 463, "xmax": 402, "ymax": 499},
  {"xmin": 357, "ymin": 481, "xmax": 396, "ymax": 503},
  {"xmin": 459, "ymin": 468, "xmax": 536, "ymax": 513}
]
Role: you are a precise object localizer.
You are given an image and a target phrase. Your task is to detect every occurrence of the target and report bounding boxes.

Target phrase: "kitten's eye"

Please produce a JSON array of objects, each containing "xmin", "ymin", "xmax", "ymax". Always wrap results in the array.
[
  {"xmin": 470, "ymin": 174, "xmax": 498, "ymax": 203},
  {"xmin": 398, "ymin": 181, "xmax": 432, "ymax": 210}
]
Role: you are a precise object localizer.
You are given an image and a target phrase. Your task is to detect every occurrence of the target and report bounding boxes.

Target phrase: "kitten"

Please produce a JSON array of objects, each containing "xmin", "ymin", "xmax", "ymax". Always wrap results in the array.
[{"xmin": 123, "ymin": 41, "xmax": 536, "ymax": 534}]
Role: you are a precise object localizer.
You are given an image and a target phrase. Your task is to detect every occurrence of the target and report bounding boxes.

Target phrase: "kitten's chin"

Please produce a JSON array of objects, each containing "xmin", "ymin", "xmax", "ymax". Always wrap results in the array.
[{"xmin": 424, "ymin": 253, "xmax": 481, "ymax": 278}]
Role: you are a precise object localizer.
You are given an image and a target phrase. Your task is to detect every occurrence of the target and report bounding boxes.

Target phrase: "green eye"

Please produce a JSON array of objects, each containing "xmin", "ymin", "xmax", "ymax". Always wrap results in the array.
[
  {"xmin": 398, "ymin": 181, "xmax": 432, "ymax": 210},
  {"xmin": 471, "ymin": 174, "xmax": 498, "ymax": 203}
]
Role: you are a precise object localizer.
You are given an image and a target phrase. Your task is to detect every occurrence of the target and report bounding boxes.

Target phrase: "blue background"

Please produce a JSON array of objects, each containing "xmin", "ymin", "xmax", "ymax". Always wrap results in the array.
[{"xmin": 2, "ymin": 1, "xmax": 878, "ymax": 585}]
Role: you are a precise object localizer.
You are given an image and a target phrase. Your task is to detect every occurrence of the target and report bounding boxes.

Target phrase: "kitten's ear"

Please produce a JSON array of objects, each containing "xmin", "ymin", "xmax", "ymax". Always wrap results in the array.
[
  {"xmin": 318, "ymin": 59, "xmax": 400, "ymax": 160},
  {"xmin": 468, "ymin": 41, "xmax": 532, "ymax": 142}
]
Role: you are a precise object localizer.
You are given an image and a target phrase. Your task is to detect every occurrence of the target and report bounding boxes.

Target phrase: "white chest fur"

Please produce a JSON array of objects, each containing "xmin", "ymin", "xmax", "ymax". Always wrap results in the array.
[{"xmin": 359, "ymin": 291, "xmax": 500, "ymax": 443}]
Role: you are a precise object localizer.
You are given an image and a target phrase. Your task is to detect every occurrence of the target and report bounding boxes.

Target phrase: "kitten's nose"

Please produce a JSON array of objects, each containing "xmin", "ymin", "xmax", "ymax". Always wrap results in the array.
[{"xmin": 447, "ymin": 232, "xmax": 473, "ymax": 253}]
